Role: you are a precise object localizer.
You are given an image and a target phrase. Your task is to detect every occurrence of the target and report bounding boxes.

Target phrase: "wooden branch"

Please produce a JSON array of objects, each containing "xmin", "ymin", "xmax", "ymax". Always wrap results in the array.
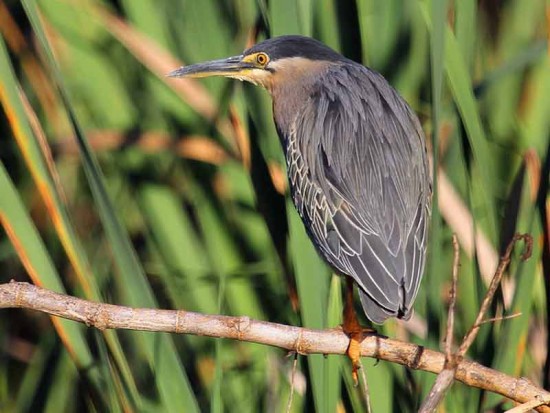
[{"xmin": 1, "ymin": 281, "xmax": 549, "ymax": 411}]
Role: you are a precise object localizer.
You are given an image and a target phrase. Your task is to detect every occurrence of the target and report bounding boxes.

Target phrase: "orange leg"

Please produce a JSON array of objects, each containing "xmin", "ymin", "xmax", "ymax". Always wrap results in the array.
[{"xmin": 343, "ymin": 278, "xmax": 374, "ymax": 385}]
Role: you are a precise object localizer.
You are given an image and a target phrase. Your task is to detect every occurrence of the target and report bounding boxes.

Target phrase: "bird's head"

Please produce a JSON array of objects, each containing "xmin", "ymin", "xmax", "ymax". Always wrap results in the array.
[{"xmin": 168, "ymin": 35, "xmax": 345, "ymax": 91}]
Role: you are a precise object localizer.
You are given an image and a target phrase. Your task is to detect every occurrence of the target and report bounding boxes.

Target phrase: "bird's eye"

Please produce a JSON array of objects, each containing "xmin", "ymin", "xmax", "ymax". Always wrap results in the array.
[{"xmin": 256, "ymin": 53, "xmax": 269, "ymax": 66}]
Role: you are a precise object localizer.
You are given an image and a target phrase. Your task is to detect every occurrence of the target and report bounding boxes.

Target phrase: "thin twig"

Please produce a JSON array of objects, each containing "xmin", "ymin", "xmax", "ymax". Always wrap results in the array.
[
  {"xmin": 1, "ymin": 280, "xmax": 549, "ymax": 412},
  {"xmin": 478, "ymin": 312, "xmax": 523, "ymax": 326},
  {"xmin": 457, "ymin": 233, "xmax": 532, "ymax": 358},
  {"xmin": 505, "ymin": 394, "xmax": 550, "ymax": 413},
  {"xmin": 285, "ymin": 352, "xmax": 298, "ymax": 413},
  {"xmin": 418, "ymin": 234, "xmax": 461, "ymax": 413},
  {"xmin": 358, "ymin": 358, "xmax": 372, "ymax": 413},
  {"xmin": 445, "ymin": 234, "xmax": 460, "ymax": 360},
  {"xmin": 418, "ymin": 370, "xmax": 457, "ymax": 413}
]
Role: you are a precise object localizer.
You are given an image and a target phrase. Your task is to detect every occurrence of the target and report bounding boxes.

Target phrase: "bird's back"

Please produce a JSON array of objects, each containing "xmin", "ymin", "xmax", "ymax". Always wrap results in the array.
[{"xmin": 278, "ymin": 61, "xmax": 431, "ymax": 323}]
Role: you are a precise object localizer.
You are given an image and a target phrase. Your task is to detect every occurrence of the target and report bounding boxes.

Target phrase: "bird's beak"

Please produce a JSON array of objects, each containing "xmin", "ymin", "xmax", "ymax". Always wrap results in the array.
[{"xmin": 167, "ymin": 55, "xmax": 256, "ymax": 79}]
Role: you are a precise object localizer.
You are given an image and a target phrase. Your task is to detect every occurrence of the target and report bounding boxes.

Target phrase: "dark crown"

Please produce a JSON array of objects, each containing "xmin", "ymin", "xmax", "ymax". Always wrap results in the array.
[{"xmin": 244, "ymin": 35, "xmax": 345, "ymax": 62}]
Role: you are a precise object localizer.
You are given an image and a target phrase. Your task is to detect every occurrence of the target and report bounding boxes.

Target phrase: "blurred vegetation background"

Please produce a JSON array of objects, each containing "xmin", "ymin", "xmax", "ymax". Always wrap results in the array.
[{"xmin": 0, "ymin": 0, "xmax": 548, "ymax": 412}]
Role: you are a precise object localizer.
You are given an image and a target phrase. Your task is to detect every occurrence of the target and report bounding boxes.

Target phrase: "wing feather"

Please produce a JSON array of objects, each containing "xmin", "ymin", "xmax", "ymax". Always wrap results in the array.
[{"xmin": 284, "ymin": 63, "xmax": 431, "ymax": 323}]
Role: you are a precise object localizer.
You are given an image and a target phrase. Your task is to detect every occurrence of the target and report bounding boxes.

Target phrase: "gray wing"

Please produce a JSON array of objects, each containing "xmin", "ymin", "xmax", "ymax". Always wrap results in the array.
[{"xmin": 285, "ymin": 63, "xmax": 431, "ymax": 323}]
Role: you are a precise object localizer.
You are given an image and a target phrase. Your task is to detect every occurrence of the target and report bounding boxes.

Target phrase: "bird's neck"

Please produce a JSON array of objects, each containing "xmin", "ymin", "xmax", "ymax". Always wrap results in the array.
[
  {"xmin": 270, "ymin": 60, "xmax": 330, "ymax": 138},
  {"xmin": 271, "ymin": 82, "xmax": 311, "ymax": 138}
]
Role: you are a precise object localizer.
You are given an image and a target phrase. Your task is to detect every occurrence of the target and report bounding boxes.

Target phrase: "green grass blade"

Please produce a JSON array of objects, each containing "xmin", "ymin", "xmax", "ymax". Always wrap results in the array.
[
  {"xmin": 426, "ymin": 0, "xmax": 447, "ymax": 326},
  {"xmin": 22, "ymin": 1, "xmax": 201, "ymax": 411},
  {"xmin": 138, "ymin": 184, "xmax": 216, "ymax": 313},
  {"xmin": 0, "ymin": 160, "xmax": 100, "ymax": 387},
  {"xmin": 0, "ymin": 27, "xmax": 141, "ymax": 408},
  {"xmin": 325, "ymin": 275, "xmax": 343, "ymax": 412},
  {"xmin": 315, "ymin": 0, "xmax": 340, "ymax": 50},
  {"xmin": 420, "ymin": 2, "xmax": 498, "ymax": 241},
  {"xmin": 518, "ymin": 53, "xmax": 550, "ymax": 156},
  {"xmin": 443, "ymin": 27, "xmax": 498, "ymax": 239},
  {"xmin": 269, "ymin": 0, "xmax": 305, "ymax": 36},
  {"xmin": 14, "ymin": 335, "xmax": 54, "ymax": 412},
  {"xmin": 455, "ymin": 0, "xmax": 476, "ymax": 73},
  {"xmin": 355, "ymin": 0, "xmax": 401, "ymax": 68},
  {"xmin": 0, "ymin": 23, "xmax": 99, "ymax": 300},
  {"xmin": 287, "ymin": 200, "xmax": 333, "ymax": 412},
  {"xmin": 43, "ymin": 351, "xmax": 79, "ymax": 413}
]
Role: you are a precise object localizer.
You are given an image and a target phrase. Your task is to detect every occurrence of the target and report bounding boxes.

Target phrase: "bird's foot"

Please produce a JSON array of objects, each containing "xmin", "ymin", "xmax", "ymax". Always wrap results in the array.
[
  {"xmin": 341, "ymin": 278, "xmax": 380, "ymax": 385},
  {"xmin": 342, "ymin": 323, "xmax": 376, "ymax": 386},
  {"xmin": 347, "ymin": 329, "xmax": 362, "ymax": 386}
]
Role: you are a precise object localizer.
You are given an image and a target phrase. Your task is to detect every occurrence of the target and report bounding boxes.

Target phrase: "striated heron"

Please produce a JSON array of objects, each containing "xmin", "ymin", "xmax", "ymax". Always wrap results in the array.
[{"xmin": 169, "ymin": 35, "xmax": 431, "ymax": 374}]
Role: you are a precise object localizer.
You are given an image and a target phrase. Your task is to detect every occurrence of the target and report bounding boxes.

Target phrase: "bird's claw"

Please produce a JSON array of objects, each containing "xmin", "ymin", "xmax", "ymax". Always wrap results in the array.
[
  {"xmin": 346, "ymin": 331, "xmax": 363, "ymax": 386},
  {"xmin": 342, "ymin": 321, "xmax": 379, "ymax": 385}
]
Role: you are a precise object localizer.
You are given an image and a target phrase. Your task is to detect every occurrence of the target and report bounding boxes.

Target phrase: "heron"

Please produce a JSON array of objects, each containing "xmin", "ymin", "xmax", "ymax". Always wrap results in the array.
[{"xmin": 168, "ymin": 35, "xmax": 431, "ymax": 376}]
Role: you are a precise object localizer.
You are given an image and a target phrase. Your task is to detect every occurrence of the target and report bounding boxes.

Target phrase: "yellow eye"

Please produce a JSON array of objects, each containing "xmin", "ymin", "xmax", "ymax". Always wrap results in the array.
[{"xmin": 256, "ymin": 53, "xmax": 269, "ymax": 66}]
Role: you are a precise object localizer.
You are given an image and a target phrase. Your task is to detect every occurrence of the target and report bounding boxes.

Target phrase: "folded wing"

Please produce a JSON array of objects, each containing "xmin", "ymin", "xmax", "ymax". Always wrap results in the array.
[{"xmin": 285, "ymin": 63, "xmax": 431, "ymax": 323}]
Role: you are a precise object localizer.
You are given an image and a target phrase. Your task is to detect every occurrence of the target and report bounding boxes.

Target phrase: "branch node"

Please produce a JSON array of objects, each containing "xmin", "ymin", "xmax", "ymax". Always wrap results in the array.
[
  {"xmin": 228, "ymin": 316, "xmax": 251, "ymax": 340},
  {"xmin": 408, "ymin": 344, "xmax": 425, "ymax": 370},
  {"xmin": 175, "ymin": 309, "xmax": 187, "ymax": 333},
  {"xmin": 87, "ymin": 303, "xmax": 109, "ymax": 330},
  {"xmin": 13, "ymin": 279, "xmax": 24, "ymax": 307},
  {"xmin": 511, "ymin": 377, "xmax": 533, "ymax": 402},
  {"xmin": 293, "ymin": 330, "xmax": 308, "ymax": 355},
  {"xmin": 444, "ymin": 355, "xmax": 460, "ymax": 370}
]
